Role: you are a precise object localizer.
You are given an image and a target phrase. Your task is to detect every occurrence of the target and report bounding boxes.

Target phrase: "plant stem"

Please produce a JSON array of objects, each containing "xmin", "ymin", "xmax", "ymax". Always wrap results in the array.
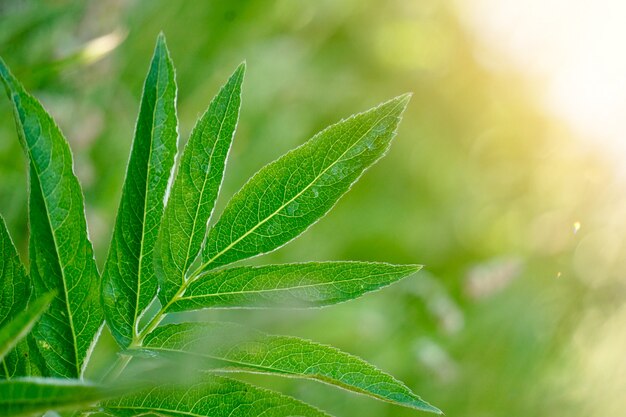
[
  {"xmin": 103, "ymin": 264, "xmax": 210, "ymax": 382},
  {"xmin": 102, "ymin": 352, "xmax": 133, "ymax": 383}
]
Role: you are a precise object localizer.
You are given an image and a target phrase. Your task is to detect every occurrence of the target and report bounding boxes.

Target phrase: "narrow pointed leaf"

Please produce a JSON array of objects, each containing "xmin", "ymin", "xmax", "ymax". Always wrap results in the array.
[
  {"xmin": 157, "ymin": 63, "xmax": 244, "ymax": 304},
  {"xmin": 102, "ymin": 34, "xmax": 178, "ymax": 347},
  {"xmin": 101, "ymin": 374, "xmax": 331, "ymax": 417},
  {"xmin": 140, "ymin": 322, "xmax": 442, "ymax": 414},
  {"xmin": 168, "ymin": 262, "xmax": 421, "ymax": 311},
  {"xmin": 0, "ymin": 58, "xmax": 102, "ymax": 378},
  {"xmin": 0, "ymin": 292, "xmax": 55, "ymax": 363},
  {"xmin": 0, "ymin": 378, "xmax": 118, "ymax": 417},
  {"xmin": 0, "ymin": 217, "xmax": 36, "ymax": 379},
  {"xmin": 201, "ymin": 94, "xmax": 411, "ymax": 270}
]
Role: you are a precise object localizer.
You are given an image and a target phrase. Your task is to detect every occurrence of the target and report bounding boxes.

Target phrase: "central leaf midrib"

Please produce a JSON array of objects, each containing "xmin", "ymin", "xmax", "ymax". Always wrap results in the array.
[
  {"xmin": 180, "ymin": 273, "xmax": 401, "ymax": 299},
  {"xmin": 202, "ymin": 99, "xmax": 404, "ymax": 269},
  {"xmin": 146, "ymin": 346, "xmax": 303, "ymax": 377}
]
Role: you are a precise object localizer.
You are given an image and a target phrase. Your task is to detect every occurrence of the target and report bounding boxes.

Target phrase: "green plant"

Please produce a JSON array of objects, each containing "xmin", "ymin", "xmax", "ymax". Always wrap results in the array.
[{"xmin": 0, "ymin": 34, "xmax": 441, "ymax": 416}]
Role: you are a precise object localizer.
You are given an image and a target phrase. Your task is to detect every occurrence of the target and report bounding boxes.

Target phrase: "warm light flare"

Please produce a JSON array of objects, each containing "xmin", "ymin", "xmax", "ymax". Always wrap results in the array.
[{"xmin": 455, "ymin": 0, "xmax": 626, "ymax": 165}]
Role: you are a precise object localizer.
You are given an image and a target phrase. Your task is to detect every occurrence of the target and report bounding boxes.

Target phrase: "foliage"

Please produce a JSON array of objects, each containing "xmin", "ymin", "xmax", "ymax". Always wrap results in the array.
[{"xmin": 0, "ymin": 34, "xmax": 440, "ymax": 416}]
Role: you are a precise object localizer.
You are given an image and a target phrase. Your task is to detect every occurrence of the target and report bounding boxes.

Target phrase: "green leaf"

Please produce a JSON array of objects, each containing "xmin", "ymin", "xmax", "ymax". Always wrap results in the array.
[
  {"xmin": 0, "ymin": 216, "xmax": 36, "ymax": 379},
  {"xmin": 0, "ymin": 378, "xmax": 117, "ymax": 417},
  {"xmin": 140, "ymin": 322, "xmax": 442, "ymax": 414},
  {"xmin": 168, "ymin": 262, "xmax": 421, "ymax": 311},
  {"xmin": 102, "ymin": 33, "xmax": 178, "ymax": 348},
  {"xmin": 157, "ymin": 63, "xmax": 245, "ymax": 304},
  {"xmin": 0, "ymin": 58, "xmax": 102, "ymax": 378},
  {"xmin": 0, "ymin": 292, "xmax": 55, "ymax": 364},
  {"xmin": 1, "ymin": 338, "xmax": 47, "ymax": 380},
  {"xmin": 101, "ymin": 374, "xmax": 331, "ymax": 417},
  {"xmin": 201, "ymin": 94, "xmax": 411, "ymax": 270},
  {"xmin": 0, "ymin": 217, "xmax": 28, "ymax": 330}
]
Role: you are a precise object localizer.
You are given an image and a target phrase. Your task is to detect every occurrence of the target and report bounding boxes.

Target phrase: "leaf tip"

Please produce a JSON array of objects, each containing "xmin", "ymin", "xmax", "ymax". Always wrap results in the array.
[
  {"xmin": 0, "ymin": 56, "xmax": 16, "ymax": 91},
  {"xmin": 409, "ymin": 397, "xmax": 444, "ymax": 415},
  {"xmin": 375, "ymin": 92, "xmax": 411, "ymax": 120},
  {"xmin": 396, "ymin": 92, "xmax": 412, "ymax": 108},
  {"xmin": 405, "ymin": 264, "xmax": 424, "ymax": 274},
  {"xmin": 235, "ymin": 60, "xmax": 247, "ymax": 78},
  {"xmin": 0, "ymin": 56, "xmax": 8, "ymax": 76},
  {"xmin": 427, "ymin": 404, "xmax": 445, "ymax": 415},
  {"xmin": 155, "ymin": 32, "xmax": 171, "ymax": 56}
]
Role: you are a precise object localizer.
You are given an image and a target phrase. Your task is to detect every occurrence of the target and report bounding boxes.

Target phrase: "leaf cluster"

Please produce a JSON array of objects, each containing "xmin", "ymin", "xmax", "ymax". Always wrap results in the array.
[{"xmin": 0, "ymin": 34, "xmax": 441, "ymax": 416}]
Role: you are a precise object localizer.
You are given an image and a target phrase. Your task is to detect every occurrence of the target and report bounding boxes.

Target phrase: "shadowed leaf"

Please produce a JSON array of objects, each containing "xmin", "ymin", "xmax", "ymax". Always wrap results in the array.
[
  {"xmin": 0, "ymin": 292, "xmax": 55, "ymax": 364},
  {"xmin": 101, "ymin": 374, "xmax": 331, "ymax": 417},
  {"xmin": 139, "ymin": 322, "xmax": 441, "ymax": 414},
  {"xmin": 0, "ymin": 378, "xmax": 118, "ymax": 417},
  {"xmin": 0, "ymin": 217, "xmax": 44, "ymax": 378}
]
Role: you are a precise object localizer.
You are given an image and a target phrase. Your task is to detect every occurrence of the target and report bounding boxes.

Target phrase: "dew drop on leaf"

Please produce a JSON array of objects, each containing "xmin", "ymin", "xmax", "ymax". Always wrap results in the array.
[{"xmin": 286, "ymin": 201, "xmax": 299, "ymax": 215}]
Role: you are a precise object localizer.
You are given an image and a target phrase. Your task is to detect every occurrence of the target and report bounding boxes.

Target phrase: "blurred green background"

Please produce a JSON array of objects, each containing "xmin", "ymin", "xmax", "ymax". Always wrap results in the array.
[{"xmin": 1, "ymin": 1, "xmax": 625, "ymax": 416}]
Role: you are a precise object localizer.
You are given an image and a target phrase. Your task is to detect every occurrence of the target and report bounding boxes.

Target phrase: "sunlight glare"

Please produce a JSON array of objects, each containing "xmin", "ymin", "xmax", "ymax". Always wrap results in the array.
[{"xmin": 455, "ymin": 0, "xmax": 626, "ymax": 164}]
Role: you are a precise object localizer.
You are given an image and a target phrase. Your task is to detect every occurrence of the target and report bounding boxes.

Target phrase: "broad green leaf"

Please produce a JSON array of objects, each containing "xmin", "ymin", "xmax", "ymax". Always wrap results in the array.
[
  {"xmin": 102, "ymin": 33, "xmax": 178, "ymax": 348},
  {"xmin": 168, "ymin": 262, "xmax": 421, "ymax": 311},
  {"xmin": 0, "ymin": 292, "xmax": 55, "ymax": 363},
  {"xmin": 201, "ymin": 94, "xmax": 411, "ymax": 270},
  {"xmin": 140, "ymin": 323, "xmax": 442, "ymax": 414},
  {"xmin": 0, "ymin": 216, "xmax": 34, "ymax": 379},
  {"xmin": 157, "ymin": 63, "xmax": 245, "ymax": 304},
  {"xmin": 0, "ymin": 378, "xmax": 117, "ymax": 417},
  {"xmin": 0, "ymin": 58, "xmax": 102, "ymax": 378},
  {"xmin": 101, "ymin": 374, "xmax": 331, "ymax": 417}
]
